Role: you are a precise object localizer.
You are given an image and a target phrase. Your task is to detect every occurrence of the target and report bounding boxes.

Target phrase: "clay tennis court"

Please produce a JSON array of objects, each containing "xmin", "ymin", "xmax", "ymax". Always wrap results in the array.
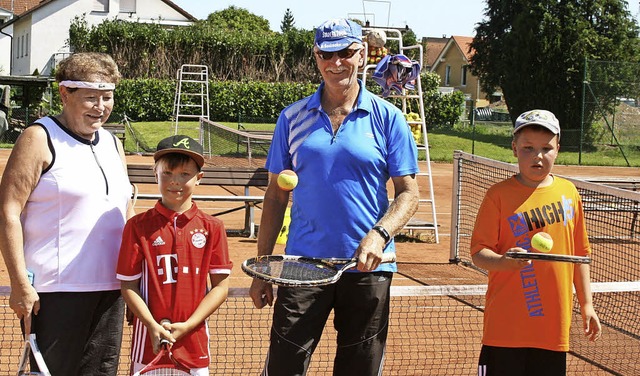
[{"xmin": 1, "ymin": 149, "xmax": 638, "ymax": 375}]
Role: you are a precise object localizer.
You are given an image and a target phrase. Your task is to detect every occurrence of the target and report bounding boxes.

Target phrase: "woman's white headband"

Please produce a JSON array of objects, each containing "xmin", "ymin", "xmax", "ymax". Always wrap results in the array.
[{"xmin": 59, "ymin": 80, "xmax": 115, "ymax": 90}]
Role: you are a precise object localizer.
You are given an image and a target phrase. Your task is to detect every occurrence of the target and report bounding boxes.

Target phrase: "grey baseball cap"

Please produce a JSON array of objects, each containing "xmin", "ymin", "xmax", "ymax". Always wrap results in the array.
[{"xmin": 513, "ymin": 109, "xmax": 560, "ymax": 136}]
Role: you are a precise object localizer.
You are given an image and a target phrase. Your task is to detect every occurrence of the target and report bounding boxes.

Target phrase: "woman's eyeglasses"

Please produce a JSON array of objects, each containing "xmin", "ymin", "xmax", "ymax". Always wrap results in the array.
[{"xmin": 315, "ymin": 48, "xmax": 363, "ymax": 60}]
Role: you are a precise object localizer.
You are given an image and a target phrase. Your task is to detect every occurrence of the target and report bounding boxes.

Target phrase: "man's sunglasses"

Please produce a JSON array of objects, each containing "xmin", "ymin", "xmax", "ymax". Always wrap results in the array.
[{"xmin": 315, "ymin": 48, "xmax": 363, "ymax": 60}]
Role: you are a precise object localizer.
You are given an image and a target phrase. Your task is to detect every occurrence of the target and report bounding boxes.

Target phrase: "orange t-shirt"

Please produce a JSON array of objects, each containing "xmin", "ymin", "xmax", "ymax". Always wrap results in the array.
[{"xmin": 470, "ymin": 175, "xmax": 590, "ymax": 352}]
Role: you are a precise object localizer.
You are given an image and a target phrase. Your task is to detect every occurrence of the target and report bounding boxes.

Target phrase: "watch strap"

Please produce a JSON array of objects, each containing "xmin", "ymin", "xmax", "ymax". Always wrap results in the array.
[{"xmin": 372, "ymin": 225, "xmax": 391, "ymax": 244}]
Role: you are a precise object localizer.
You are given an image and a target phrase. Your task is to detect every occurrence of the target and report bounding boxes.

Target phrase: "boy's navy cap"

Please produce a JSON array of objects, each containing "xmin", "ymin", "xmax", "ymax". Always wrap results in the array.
[
  {"xmin": 315, "ymin": 18, "xmax": 363, "ymax": 52},
  {"xmin": 513, "ymin": 109, "xmax": 561, "ymax": 136},
  {"xmin": 154, "ymin": 135, "xmax": 204, "ymax": 168}
]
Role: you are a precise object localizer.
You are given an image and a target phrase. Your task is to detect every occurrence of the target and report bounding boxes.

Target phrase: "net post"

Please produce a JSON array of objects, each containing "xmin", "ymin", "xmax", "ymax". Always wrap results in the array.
[{"xmin": 450, "ymin": 150, "xmax": 463, "ymax": 263}]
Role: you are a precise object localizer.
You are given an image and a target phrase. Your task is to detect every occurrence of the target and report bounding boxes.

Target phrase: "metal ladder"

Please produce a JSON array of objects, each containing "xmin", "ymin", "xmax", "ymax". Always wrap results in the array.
[
  {"xmin": 361, "ymin": 27, "xmax": 439, "ymax": 243},
  {"xmin": 172, "ymin": 64, "xmax": 210, "ymax": 134}
]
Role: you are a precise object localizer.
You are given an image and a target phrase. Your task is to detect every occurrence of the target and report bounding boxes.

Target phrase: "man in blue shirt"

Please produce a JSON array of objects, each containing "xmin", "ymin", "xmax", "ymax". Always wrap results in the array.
[{"xmin": 249, "ymin": 18, "xmax": 420, "ymax": 376}]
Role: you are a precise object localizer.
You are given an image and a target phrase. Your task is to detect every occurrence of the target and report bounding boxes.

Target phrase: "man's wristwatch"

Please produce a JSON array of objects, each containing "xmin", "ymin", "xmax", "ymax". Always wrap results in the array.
[{"xmin": 372, "ymin": 225, "xmax": 391, "ymax": 244}]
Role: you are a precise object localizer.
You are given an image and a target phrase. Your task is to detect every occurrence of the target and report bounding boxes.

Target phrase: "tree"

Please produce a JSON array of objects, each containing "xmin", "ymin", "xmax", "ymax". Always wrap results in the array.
[
  {"xmin": 281, "ymin": 8, "xmax": 295, "ymax": 33},
  {"xmin": 469, "ymin": 0, "xmax": 640, "ymax": 146},
  {"xmin": 206, "ymin": 6, "xmax": 271, "ymax": 33},
  {"xmin": 402, "ymin": 26, "xmax": 418, "ymax": 48}
]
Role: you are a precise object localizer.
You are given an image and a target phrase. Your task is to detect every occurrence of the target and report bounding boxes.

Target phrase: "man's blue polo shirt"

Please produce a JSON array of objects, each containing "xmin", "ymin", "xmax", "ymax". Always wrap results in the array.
[{"xmin": 266, "ymin": 80, "xmax": 419, "ymax": 272}]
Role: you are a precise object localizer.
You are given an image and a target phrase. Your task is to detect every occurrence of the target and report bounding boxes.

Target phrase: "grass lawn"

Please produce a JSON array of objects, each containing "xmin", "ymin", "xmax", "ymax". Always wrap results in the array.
[
  {"xmin": 2, "ymin": 119, "xmax": 639, "ymax": 167},
  {"xmin": 428, "ymin": 122, "xmax": 640, "ymax": 167}
]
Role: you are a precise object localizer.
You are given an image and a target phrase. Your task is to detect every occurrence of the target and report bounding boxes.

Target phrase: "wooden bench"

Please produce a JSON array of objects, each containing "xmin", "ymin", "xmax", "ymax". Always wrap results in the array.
[
  {"xmin": 237, "ymin": 125, "xmax": 273, "ymax": 146},
  {"xmin": 473, "ymin": 107, "xmax": 510, "ymax": 122},
  {"xmin": 127, "ymin": 164, "xmax": 269, "ymax": 238},
  {"xmin": 103, "ymin": 123, "xmax": 126, "ymax": 144},
  {"xmin": 474, "ymin": 107, "xmax": 493, "ymax": 121}
]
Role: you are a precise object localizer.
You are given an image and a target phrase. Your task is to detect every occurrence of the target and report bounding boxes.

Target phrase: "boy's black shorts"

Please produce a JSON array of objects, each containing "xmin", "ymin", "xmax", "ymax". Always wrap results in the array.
[{"xmin": 478, "ymin": 344, "xmax": 566, "ymax": 376}]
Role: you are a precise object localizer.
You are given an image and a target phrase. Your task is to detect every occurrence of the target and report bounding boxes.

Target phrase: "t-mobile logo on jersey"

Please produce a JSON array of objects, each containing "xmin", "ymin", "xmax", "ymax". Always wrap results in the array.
[
  {"xmin": 156, "ymin": 254, "xmax": 200, "ymax": 284},
  {"xmin": 156, "ymin": 254, "xmax": 179, "ymax": 284}
]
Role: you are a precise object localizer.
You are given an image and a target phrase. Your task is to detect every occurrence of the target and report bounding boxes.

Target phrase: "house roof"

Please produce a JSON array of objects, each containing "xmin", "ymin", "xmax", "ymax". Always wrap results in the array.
[
  {"xmin": 429, "ymin": 35, "xmax": 475, "ymax": 72},
  {"xmin": 1, "ymin": 0, "xmax": 196, "ymax": 27},
  {"xmin": 423, "ymin": 37, "xmax": 448, "ymax": 68},
  {"xmin": 452, "ymin": 36, "xmax": 474, "ymax": 61},
  {"xmin": 0, "ymin": 0, "xmax": 40, "ymax": 15},
  {"xmin": 0, "ymin": 5, "xmax": 12, "ymax": 16}
]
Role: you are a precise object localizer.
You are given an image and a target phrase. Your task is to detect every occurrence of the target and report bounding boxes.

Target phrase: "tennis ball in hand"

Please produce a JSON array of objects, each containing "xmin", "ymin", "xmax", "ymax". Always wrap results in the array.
[
  {"xmin": 277, "ymin": 170, "xmax": 298, "ymax": 191},
  {"xmin": 531, "ymin": 232, "xmax": 553, "ymax": 253}
]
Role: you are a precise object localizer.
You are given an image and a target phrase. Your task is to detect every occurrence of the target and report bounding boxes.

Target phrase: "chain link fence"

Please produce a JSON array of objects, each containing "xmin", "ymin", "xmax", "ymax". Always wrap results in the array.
[
  {"xmin": 0, "ymin": 106, "xmax": 51, "ymax": 144},
  {"xmin": 582, "ymin": 59, "xmax": 640, "ymax": 166}
]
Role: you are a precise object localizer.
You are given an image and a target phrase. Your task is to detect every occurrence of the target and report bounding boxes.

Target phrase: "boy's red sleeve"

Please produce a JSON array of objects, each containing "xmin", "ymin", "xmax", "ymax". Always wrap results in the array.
[{"xmin": 208, "ymin": 223, "xmax": 233, "ymax": 273}]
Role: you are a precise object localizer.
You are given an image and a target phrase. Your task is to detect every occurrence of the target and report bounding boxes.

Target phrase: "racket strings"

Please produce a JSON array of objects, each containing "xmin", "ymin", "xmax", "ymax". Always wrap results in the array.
[
  {"xmin": 140, "ymin": 367, "xmax": 190, "ymax": 376},
  {"xmin": 250, "ymin": 258, "xmax": 340, "ymax": 281}
]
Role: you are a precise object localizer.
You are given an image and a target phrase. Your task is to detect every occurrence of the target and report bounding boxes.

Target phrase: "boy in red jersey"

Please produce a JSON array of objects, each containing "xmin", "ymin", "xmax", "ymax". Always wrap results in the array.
[
  {"xmin": 470, "ymin": 110, "xmax": 601, "ymax": 376},
  {"xmin": 117, "ymin": 135, "xmax": 232, "ymax": 375}
]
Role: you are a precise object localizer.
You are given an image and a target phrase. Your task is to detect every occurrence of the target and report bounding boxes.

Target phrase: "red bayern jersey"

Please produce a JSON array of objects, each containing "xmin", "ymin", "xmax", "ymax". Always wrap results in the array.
[{"xmin": 117, "ymin": 201, "xmax": 233, "ymax": 369}]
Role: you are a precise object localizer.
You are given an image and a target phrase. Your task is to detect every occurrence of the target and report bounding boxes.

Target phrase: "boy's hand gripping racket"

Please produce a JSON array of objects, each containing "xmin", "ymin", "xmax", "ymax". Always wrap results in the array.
[
  {"xmin": 17, "ymin": 333, "xmax": 51, "ymax": 376},
  {"xmin": 133, "ymin": 339, "xmax": 190, "ymax": 376},
  {"xmin": 133, "ymin": 320, "xmax": 190, "ymax": 376},
  {"xmin": 241, "ymin": 252, "xmax": 397, "ymax": 287}
]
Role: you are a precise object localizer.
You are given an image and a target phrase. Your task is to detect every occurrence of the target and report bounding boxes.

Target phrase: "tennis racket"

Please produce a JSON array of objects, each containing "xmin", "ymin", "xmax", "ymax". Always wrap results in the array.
[
  {"xmin": 133, "ymin": 339, "xmax": 190, "ymax": 376},
  {"xmin": 241, "ymin": 252, "xmax": 397, "ymax": 287},
  {"xmin": 505, "ymin": 251, "xmax": 591, "ymax": 264},
  {"xmin": 17, "ymin": 333, "xmax": 51, "ymax": 376}
]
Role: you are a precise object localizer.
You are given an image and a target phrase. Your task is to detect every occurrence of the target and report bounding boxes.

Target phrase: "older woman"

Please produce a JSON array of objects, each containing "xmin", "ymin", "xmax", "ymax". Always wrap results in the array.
[{"xmin": 0, "ymin": 52, "xmax": 134, "ymax": 375}]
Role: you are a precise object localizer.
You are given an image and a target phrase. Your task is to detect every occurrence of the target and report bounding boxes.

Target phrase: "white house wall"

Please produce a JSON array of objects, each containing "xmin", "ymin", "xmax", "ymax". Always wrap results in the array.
[
  {"xmin": 11, "ymin": 15, "xmax": 31, "ymax": 75},
  {"xmin": 0, "ymin": 23, "xmax": 12, "ymax": 74},
  {"xmin": 9, "ymin": 0, "xmax": 194, "ymax": 76},
  {"xmin": 120, "ymin": 0, "xmax": 195, "ymax": 25}
]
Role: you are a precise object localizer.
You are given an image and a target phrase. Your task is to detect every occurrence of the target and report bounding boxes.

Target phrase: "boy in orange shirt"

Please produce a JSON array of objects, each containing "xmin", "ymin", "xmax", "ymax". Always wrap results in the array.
[{"xmin": 470, "ymin": 110, "xmax": 601, "ymax": 375}]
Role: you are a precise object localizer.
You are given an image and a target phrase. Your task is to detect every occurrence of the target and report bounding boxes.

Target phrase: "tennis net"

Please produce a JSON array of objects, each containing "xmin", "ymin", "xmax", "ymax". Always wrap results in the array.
[
  {"xmin": 198, "ymin": 118, "xmax": 271, "ymax": 169},
  {"xmin": 1, "ymin": 282, "xmax": 638, "ymax": 375}
]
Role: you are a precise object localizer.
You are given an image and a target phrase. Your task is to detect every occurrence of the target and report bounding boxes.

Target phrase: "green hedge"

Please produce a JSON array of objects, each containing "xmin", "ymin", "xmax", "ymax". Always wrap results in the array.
[
  {"xmin": 49, "ymin": 74, "xmax": 463, "ymax": 127},
  {"xmin": 111, "ymin": 79, "xmax": 317, "ymax": 122},
  {"xmin": 69, "ymin": 17, "xmax": 317, "ymax": 83}
]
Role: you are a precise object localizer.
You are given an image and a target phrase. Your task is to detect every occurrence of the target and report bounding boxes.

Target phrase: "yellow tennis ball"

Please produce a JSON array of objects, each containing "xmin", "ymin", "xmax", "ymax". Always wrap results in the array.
[
  {"xmin": 277, "ymin": 169, "xmax": 298, "ymax": 191},
  {"xmin": 531, "ymin": 232, "xmax": 553, "ymax": 253}
]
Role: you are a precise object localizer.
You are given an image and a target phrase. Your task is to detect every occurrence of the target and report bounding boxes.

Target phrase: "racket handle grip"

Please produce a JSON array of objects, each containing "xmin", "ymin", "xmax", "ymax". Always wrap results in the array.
[{"xmin": 381, "ymin": 252, "xmax": 396, "ymax": 263}]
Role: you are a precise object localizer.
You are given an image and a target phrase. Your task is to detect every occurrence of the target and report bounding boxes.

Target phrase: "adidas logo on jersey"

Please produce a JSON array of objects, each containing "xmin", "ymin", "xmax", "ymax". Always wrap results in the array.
[{"xmin": 152, "ymin": 236, "xmax": 166, "ymax": 246}]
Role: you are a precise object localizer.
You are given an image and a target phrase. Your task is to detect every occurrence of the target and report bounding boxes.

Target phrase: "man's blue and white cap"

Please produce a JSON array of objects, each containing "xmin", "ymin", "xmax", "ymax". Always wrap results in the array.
[
  {"xmin": 513, "ymin": 109, "xmax": 561, "ymax": 136},
  {"xmin": 314, "ymin": 18, "xmax": 363, "ymax": 52}
]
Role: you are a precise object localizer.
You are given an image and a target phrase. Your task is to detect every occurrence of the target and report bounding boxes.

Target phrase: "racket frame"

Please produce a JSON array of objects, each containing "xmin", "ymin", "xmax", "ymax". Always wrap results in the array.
[
  {"xmin": 505, "ymin": 251, "xmax": 591, "ymax": 264},
  {"xmin": 241, "ymin": 253, "xmax": 397, "ymax": 287},
  {"xmin": 133, "ymin": 339, "xmax": 190, "ymax": 375},
  {"xmin": 17, "ymin": 333, "xmax": 51, "ymax": 376}
]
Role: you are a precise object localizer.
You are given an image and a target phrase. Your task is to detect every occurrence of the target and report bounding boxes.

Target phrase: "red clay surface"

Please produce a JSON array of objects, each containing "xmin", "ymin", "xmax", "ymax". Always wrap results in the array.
[{"xmin": 1, "ymin": 149, "xmax": 638, "ymax": 375}]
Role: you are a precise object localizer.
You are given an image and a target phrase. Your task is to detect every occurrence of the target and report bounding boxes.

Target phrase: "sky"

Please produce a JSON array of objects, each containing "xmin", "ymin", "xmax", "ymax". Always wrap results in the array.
[
  {"xmin": 170, "ymin": 0, "xmax": 489, "ymax": 39},
  {"xmin": 171, "ymin": 1, "xmax": 640, "ymax": 39}
]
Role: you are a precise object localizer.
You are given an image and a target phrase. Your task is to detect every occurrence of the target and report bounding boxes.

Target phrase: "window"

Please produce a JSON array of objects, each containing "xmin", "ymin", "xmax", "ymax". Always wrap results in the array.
[
  {"xmin": 21, "ymin": 35, "xmax": 24, "ymax": 57},
  {"xmin": 445, "ymin": 65, "xmax": 451, "ymax": 86},
  {"xmin": 461, "ymin": 66, "xmax": 467, "ymax": 86},
  {"xmin": 92, "ymin": 0, "xmax": 109, "ymax": 12},
  {"xmin": 120, "ymin": 0, "xmax": 136, "ymax": 13},
  {"xmin": 25, "ymin": 32, "xmax": 29, "ymax": 56}
]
